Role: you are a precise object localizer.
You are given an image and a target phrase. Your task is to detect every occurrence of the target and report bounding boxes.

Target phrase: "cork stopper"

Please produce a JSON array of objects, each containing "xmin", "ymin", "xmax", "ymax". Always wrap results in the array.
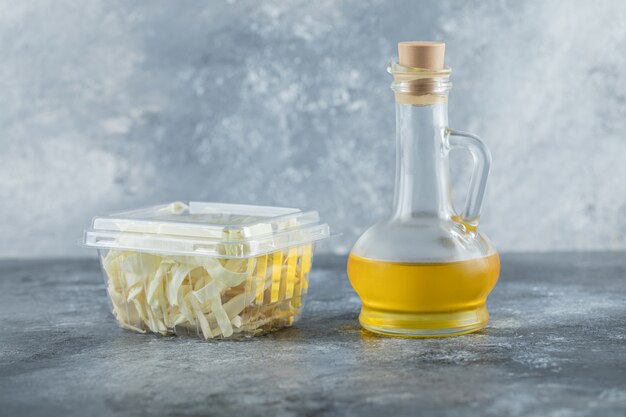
[{"xmin": 398, "ymin": 41, "xmax": 445, "ymax": 70}]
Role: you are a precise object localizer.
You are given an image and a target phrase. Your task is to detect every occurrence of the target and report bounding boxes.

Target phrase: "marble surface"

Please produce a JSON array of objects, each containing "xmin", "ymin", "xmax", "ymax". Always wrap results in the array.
[
  {"xmin": 2, "ymin": 0, "xmax": 626, "ymax": 258},
  {"xmin": 1, "ymin": 253, "xmax": 625, "ymax": 417}
]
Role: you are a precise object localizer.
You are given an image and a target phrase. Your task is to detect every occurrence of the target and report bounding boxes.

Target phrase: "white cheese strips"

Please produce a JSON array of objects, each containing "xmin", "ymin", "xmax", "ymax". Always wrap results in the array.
[{"xmin": 100, "ymin": 243, "xmax": 314, "ymax": 339}]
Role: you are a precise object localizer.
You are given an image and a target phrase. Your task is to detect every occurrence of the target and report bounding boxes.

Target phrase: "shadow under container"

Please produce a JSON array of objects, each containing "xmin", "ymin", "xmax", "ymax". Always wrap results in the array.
[{"xmin": 84, "ymin": 202, "xmax": 330, "ymax": 340}]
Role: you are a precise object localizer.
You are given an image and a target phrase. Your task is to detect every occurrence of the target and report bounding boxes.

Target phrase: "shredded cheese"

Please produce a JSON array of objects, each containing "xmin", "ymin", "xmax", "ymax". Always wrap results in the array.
[{"xmin": 100, "ymin": 244, "xmax": 313, "ymax": 339}]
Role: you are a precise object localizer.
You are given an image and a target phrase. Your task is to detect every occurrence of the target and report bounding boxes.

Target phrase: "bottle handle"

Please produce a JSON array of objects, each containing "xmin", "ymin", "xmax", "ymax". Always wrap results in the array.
[{"xmin": 445, "ymin": 128, "xmax": 492, "ymax": 228}]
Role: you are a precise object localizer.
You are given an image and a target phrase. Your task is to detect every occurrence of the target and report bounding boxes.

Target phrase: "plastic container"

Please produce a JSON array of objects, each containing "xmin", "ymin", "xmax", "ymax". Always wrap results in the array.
[{"xmin": 83, "ymin": 201, "xmax": 330, "ymax": 339}]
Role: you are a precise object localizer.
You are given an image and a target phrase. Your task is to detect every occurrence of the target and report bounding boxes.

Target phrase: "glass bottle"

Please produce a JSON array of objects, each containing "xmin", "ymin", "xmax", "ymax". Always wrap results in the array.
[{"xmin": 348, "ymin": 42, "xmax": 499, "ymax": 337}]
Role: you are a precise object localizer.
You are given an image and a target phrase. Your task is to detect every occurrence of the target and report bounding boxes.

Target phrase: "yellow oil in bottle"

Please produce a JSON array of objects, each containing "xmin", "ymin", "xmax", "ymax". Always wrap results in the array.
[{"xmin": 347, "ymin": 253, "xmax": 500, "ymax": 337}]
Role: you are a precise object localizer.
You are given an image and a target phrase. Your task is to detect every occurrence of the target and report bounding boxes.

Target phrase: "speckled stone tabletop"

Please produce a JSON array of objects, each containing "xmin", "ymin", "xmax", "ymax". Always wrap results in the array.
[{"xmin": 1, "ymin": 253, "xmax": 625, "ymax": 417}]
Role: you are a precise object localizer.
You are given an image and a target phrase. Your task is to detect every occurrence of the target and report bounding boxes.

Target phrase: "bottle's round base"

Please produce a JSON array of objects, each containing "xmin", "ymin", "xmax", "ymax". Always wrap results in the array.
[{"xmin": 359, "ymin": 305, "xmax": 489, "ymax": 338}]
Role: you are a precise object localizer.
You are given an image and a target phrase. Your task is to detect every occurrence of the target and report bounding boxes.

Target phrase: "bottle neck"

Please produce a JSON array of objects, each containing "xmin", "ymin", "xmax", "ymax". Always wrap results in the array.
[{"xmin": 391, "ymin": 102, "xmax": 452, "ymax": 221}]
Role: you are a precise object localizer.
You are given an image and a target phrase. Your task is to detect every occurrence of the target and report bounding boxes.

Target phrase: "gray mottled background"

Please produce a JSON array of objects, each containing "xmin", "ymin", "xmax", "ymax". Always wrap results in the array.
[{"xmin": 1, "ymin": 0, "xmax": 625, "ymax": 258}]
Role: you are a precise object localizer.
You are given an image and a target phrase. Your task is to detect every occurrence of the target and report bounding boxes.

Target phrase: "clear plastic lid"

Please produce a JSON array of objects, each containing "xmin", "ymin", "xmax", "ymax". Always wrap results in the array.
[{"xmin": 83, "ymin": 201, "xmax": 330, "ymax": 258}]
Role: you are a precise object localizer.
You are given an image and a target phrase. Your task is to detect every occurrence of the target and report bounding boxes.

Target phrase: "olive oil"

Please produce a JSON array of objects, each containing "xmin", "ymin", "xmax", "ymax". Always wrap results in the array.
[
  {"xmin": 348, "ymin": 253, "xmax": 500, "ymax": 337},
  {"xmin": 347, "ymin": 42, "xmax": 500, "ymax": 337}
]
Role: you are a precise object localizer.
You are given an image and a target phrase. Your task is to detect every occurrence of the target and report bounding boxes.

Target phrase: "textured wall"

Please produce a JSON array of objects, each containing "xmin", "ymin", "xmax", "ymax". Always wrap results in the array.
[{"xmin": 1, "ymin": 0, "xmax": 625, "ymax": 258}]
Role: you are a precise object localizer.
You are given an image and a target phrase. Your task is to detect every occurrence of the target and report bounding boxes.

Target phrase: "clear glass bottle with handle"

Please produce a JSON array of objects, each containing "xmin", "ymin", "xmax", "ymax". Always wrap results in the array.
[{"xmin": 348, "ymin": 41, "xmax": 499, "ymax": 337}]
